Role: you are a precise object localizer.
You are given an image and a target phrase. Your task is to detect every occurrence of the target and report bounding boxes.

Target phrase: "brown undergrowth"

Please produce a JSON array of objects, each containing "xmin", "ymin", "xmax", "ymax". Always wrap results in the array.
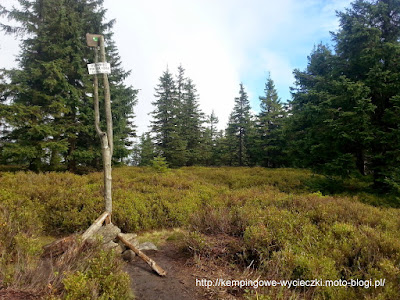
[{"xmin": 0, "ymin": 235, "xmax": 132, "ymax": 299}]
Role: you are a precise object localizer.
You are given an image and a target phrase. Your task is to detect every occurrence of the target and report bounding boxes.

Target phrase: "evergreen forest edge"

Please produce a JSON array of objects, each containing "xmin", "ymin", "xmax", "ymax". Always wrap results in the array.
[{"xmin": 1, "ymin": 0, "xmax": 400, "ymax": 198}]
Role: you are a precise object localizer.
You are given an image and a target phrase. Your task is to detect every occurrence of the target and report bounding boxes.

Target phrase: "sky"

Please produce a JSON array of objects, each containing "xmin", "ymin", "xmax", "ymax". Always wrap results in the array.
[{"xmin": 0, "ymin": 0, "xmax": 353, "ymax": 135}]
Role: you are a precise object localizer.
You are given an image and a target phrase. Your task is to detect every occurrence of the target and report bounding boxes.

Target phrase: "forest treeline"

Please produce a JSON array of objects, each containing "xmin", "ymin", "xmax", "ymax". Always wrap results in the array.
[{"xmin": 1, "ymin": 0, "xmax": 400, "ymax": 193}]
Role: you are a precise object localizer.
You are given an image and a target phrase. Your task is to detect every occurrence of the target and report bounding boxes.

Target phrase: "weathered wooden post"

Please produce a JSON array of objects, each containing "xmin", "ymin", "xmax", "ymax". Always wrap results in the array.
[
  {"xmin": 86, "ymin": 33, "xmax": 113, "ymax": 221},
  {"xmin": 80, "ymin": 34, "xmax": 167, "ymax": 276}
]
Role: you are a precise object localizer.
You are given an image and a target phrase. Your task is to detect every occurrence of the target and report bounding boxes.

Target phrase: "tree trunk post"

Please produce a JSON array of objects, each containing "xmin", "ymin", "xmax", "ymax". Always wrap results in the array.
[
  {"xmin": 91, "ymin": 35, "xmax": 113, "ymax": 219},
  {"xmin": 99, "ymin": 36, "xmax": 113, "ymax": 216}
]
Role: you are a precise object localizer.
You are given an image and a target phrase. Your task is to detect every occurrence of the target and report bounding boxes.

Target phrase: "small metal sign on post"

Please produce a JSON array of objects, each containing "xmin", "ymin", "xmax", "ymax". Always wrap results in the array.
[
  {"xmin": 86, "ymin": 33, "xmax": 102, "ymax": 47},
  {"xmin": 86, "ymin": 33, "xmax": 113, "ymax": 223}
]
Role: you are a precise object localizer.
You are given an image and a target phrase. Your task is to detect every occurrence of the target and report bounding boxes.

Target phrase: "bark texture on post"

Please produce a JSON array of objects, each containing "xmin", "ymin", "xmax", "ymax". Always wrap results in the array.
[
  {"xmin": 99, "ymin": 37, "xmax": 113, "ymax": 155},
  {"xmin": 93, "ymin": 41, "xmax": 113, "ymax": 215}
]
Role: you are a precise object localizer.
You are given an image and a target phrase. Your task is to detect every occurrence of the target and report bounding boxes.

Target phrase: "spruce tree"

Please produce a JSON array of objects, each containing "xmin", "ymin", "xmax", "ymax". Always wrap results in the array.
[
  {"xmin": 151, "ymin": 68, "xmax": 187, "ymax": 167},
  {"xmin": 181, "ymin": 78, "xmax": 204, "ymax": 165},
  {"xmin": 212, "ymin": 130, "xmax": 229, "ymax": 166},
  {"xmin": 174, "ymin": 66, "xmax": 205, "ymax": 166},
  {"xmin": 256, "ymin": 74, "xmax": 286, "ymax": 167},
  {"xmin": 333, "ymin": 0, "xmax": 400, "ymax": 189},
  {"xmin": 151, "ymin": 68, "xmax": 176, "ymax": 153},
  {"xmin": 208, "ymin": 110, "xmax": 219, "ymax": 142},
  {"xmin": 202, "ymin": 110, "xmax": 219, "ymax": 165},
  {"xmin": 151, "ymin": 66, "xmax": 205, "ymax": 167},
  {"xmin": 137, "ymin": 132, "xmax": 155, "ymax": 166},
  {"xmin": 226, "ymin": 83, "xmax": 253, "ymax": 166},
  {"xmin": 0, "ymin": 0, "xmax": 137, "ymax": 171},
  {"xmin": 175, "ymin": 65, "xmax": 186, "ymax": 114},
  {"xmin": 288, "ymin": 43, "xmax": 375, "ymax": 177}
]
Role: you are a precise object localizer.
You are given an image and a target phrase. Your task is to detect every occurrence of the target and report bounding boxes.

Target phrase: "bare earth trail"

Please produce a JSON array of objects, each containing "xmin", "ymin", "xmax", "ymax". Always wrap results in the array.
[
  {"xmin": 1, "ymin": 239, "xmax": 241, "ymax": 299},
  {"xmin": 125, "ymin": 242, "xmax": 208, "ymax": 300}
]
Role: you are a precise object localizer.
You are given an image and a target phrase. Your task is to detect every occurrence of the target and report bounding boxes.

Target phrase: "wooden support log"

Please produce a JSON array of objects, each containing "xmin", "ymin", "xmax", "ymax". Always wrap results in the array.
[
  {"xmin": 42, "ymin": 235, "xmax": 76, "ymax": 258},
  {"xmin": 43, "ymin": 212, "xmax": 111, "ymax": 259},
  {"xmin": 117, "ymin": 233, "xmax": 167, "ymax": 277},
  {"xmin": 82, "ymin": 211, "xmax": 110, "ymax": 241}
]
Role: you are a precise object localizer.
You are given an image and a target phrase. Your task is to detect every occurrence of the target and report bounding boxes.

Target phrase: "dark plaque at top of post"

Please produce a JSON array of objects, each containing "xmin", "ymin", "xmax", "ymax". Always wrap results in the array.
[{"xmin": 86, "ymin": 33, "xmax": 103, "ymax": 47}]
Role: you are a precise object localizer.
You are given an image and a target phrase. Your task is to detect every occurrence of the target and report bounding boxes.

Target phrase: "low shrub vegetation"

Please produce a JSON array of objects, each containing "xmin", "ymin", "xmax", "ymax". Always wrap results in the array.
[{"xmin": 1, "ymin": 166, "xmax": 399, "ymax": 299}]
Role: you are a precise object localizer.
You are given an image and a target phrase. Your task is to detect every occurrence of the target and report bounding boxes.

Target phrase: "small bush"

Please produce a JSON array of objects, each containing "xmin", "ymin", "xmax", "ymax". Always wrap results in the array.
[{"xmin": 63, "ymin": 249, "xmax": 133, "ymax": 300}]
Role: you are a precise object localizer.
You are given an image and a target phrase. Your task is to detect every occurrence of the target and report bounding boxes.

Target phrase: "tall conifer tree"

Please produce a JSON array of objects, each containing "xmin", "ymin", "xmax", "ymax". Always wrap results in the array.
[
  {"xmin": 256, "ymin": 74, "xmax": 286, "ymax": 167},
  {"xmin": 288, "ymin": 44, "xmax": 375, "ymax": 177},
  {"xmin": 0, "ymin": 0, "xmax": 137, "ymax": 171},
  {"xmin": 181, "ymin": 78, "xmax": 204, "ymax": 165},
  {"xmin": 151, "ymin": 66, "xmax": 206, "ymax": 167},
  {"xmin": 226, "ymin": 83, "xmax": 252, "ymax": 166},
  {"xmin": 333, "ymin": 0, "xmax": 400, "ymax": 189},
  {"xmin": 202, "ymin": 110, "xmax": 219, "ymax": 165},
  {"xmin": 151, "ymin": 68, "xmax": 187, "ymax": 167}
]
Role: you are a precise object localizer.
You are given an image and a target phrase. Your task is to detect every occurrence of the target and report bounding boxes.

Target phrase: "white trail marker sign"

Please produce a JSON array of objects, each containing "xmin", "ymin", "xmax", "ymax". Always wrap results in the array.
[{"xmin": 87, "ymin": 62, "xmax": 111, "ymax": 75}]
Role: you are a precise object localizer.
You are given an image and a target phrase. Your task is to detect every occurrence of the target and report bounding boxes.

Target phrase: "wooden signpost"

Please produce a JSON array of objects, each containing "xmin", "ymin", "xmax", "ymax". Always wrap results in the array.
[
  {"xmin": 84, "ymin": 33, "xmax": 166, "ymax": 276},
  {"xmin": 86, "ymin": 33, "xmax": 113, "ymax": 220}
]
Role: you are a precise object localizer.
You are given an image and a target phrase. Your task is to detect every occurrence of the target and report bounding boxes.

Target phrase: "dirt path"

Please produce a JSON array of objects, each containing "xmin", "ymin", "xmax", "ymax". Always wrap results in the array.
[
  {"xmin": 0, "ymin": 238, "xmax": 241, "ymax": 300},
  {"xmin": 124, "ymin": 242, "xmax": 207, "ymax": 300}
]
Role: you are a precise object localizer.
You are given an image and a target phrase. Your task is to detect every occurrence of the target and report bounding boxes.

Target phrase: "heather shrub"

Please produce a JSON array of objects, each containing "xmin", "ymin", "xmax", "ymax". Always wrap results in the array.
[
  {"xmin": 0, "ymin": 172, "xmax": 102, "ymax": 235},
  {"xmin": 181, "ymin": 175, "xmax": 400, "ymax": 299},
  {"xmin": 184, "ymin": 166, "xmax": 312, "ymax": 192},
  {"xmin": 62, "ymin": 249, "xmax": 132, "ymax": 300},
  {"xmin": 0, "ymin": 186, "xmax": 46, "ymax": 288},
  {"xmin": 1, "ymin": 166, "xmax": 400, "ymax": 299}
]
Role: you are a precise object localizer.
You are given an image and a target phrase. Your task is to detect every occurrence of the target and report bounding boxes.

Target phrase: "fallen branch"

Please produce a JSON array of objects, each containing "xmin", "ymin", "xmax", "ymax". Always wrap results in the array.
[
  {"xmin": 117, "ymin": 233, "xmax": 167, "ymax": 276},
  {"xmin": 43, "ymin": 212, "xmax": 110, "ymax": 258},
  {"xmin": 82, "ymin": 211, "xmax": 110, "ymax": 241}
]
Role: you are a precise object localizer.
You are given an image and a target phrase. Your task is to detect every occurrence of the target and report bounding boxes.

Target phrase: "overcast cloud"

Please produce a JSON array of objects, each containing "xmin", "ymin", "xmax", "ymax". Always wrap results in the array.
[{"xmin": 1, "ymin": 0, "xmax": 353, "ymax": 135}]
